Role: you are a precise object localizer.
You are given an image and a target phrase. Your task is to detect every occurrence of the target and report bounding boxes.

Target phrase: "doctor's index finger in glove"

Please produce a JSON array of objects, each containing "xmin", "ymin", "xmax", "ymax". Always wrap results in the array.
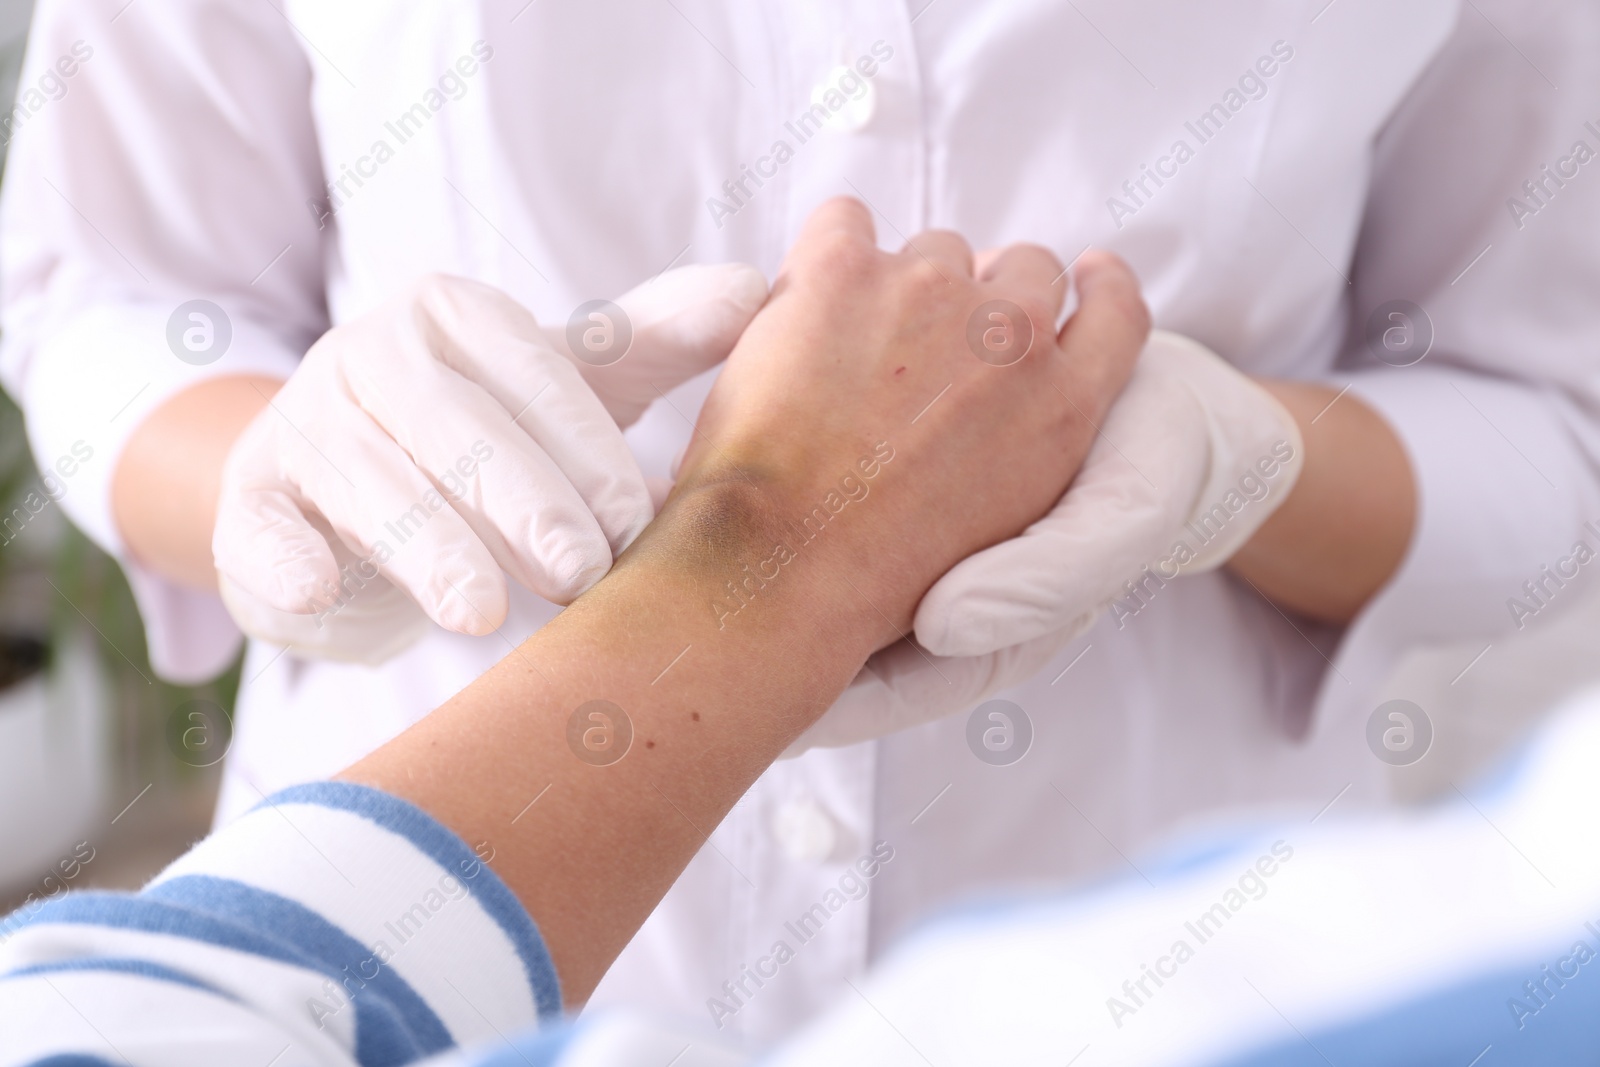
[
  {"xmin": 214, "ymin": 398, "xmax": 514, "ymax": 635},
  {"xmin": 566, "ymin": 262, "xmax": 770, "ymax": 430},
  {"xmin": 411, "ymin": 266, "xmax": 770, "ymax": 558},
  {"xmin": 214, "ymin": 274, "xmax": 646, "ymax": 641},
  {"xmin": 376, "ymin": 277, "xmax": 648, "ymax": 569}
]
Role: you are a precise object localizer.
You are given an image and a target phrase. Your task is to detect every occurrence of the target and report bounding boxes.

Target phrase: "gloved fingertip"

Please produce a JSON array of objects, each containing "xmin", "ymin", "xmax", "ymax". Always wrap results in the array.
[
  {"xmin": 436, "ymin": 578, "xmax": 509, "ymax": 636},
  {"xmin": 255, "ymin": 560, "xmax": 340, "ymax": 615},
  {"xmin": 910, "ymin": 610, "xmax": 959, "ymax": 658},
  {"xmin": 721, "ymin": 262, "xmax": 770, "ymax": 311},
  {"xmin": 921, "ymin": 632, "xmax": 1000, "ymax": 659},
  {"xmin": 614, "ymin": 518, "xmax": 652, "ymax": 559},
  {"xmin": 644, "ymin": 476, "xmax": 674, "ymax": 514},
  {"xmin": 546, "ymin": 542, "xmax": 613, "ymax": 605},
  {"xmin": 913, "ymin": 603, "xmax": 1003, "ymax": 659},
  {"xmin": 596, "ymin": 481, "xmax": 658, "ymax": 557}
]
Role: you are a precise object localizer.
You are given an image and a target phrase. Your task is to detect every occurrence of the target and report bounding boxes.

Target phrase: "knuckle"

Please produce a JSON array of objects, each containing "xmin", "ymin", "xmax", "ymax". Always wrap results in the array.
[
  {"xmin": 1015, "ymin": 241, "xmax": 1061, "ymax": 267},
  {"xmin": 1091, "ymin": 276, "xmax": 1152, "ymax": 337},
  {"xmin": 819, "ymin": 193, "xmax": 866, "ymax": 217},
  {"xmin": 1123, "ymin": 291, "xmax": 1154, "ymax": 338},
  {"xmin": 811, "ymin": 231, "xmax": 879, "ymax": 281},
  {"xmin": 903, "ymin": 256, "xmax": 948, "ymax": 293},
  {"xmin": 1015, "ymin": 295, "xmax": 1057, "ymax": 338},
  {"xmin": 922, "ymin": 228, "xmax": 972, "ymax": 255}
]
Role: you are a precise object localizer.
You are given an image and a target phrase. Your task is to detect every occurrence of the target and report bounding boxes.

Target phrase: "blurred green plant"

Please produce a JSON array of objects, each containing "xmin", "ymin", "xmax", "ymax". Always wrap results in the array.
[
  {"xmin": 0, "ymin": 388, "xmax": 241, "ymax": 792},
  {"xmin": 0, "ymin": 0, "xmax": 239, "ymax": 797}
]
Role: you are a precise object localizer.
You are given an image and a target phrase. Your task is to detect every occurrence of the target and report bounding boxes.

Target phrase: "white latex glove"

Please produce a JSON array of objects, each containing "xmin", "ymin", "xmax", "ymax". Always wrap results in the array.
[
  {"xmin": 215, "ymin": 265, "xmax": 768, "ymax": 663},
  {"xmin": 787, "ymin": 330, "xmax": 1303, "ymax": 754}
]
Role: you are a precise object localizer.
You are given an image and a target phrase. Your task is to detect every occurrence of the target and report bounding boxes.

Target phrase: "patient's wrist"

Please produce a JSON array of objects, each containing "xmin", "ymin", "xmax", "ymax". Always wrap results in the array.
[{"xmin": 619, "ymin": 469, "xmax": 898, "ymax": 660}]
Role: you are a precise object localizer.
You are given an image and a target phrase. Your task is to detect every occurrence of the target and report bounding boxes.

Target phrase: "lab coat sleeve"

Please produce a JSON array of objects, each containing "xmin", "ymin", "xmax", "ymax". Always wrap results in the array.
[
  {"xmin": 1311, "ymin": 0, "xmax": 1600, "ymax": 736},
  {"xmin": 0, "ymin": 0, "xmax": 331, "ymax": 682}
]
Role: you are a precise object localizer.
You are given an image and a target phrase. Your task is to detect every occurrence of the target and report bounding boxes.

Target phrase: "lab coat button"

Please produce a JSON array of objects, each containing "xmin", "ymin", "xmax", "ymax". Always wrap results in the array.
[
  {"xmin": 772, "ymin": 798, "xmax": 838, "ymax": 863},
  {"xmin": 811, "ymin": 65, "xmax": 877, "ymax": 132}
]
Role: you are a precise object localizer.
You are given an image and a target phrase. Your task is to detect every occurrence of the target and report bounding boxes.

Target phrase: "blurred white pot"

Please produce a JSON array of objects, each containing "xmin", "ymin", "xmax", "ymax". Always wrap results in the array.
[{"xmin": 0, "ymin": 633, "xmax": 109, "ymax": 893}]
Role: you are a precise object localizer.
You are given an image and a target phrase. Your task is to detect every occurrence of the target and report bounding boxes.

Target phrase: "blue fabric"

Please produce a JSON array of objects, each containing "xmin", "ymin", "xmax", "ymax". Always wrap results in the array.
[
  {"xmin": 23, "ymin": 1057, "xmax": 125, "ymax": 1067},
  {"xmin": 1208, "ymin": 942, "xmax": 1600, "ymax": 1066},
  {"xmin": 457, "ymin": 1027, "xmax": 574, "ymax": 1067},
  {"xmin": 2, "ymin": 956, "xmax": 236, "ymax": 1001},
  {"xmin": 18, "ymin": 887, "xmax": 444, "ymax": 1067},
  {"xmin": 146, "ymin": 874, "xmax": 455, "ymax": 1065},
  {"xmin": 260, "ymin": 781, "xmax": 563, "ymax": 1019}
]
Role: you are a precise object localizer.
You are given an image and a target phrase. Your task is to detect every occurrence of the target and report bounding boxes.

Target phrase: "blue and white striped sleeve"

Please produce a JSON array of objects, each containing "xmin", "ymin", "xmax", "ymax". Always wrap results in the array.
[
  {"xmin": 0, "ymin": 782, "xmax": 565, "ymax": 1067},
  {"xmin": 14, "ymin": 698, "xmax": 1600, "ymax": 1067}
]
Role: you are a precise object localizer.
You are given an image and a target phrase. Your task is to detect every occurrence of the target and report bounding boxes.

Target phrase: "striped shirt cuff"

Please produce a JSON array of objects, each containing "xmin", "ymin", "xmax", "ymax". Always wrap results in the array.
[{"xmin": 0, "ymin": 781, "xmax": 560, "ymax": 1067}]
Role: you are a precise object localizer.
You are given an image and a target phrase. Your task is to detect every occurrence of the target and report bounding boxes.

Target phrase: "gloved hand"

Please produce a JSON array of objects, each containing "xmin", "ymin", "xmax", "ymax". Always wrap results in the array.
[
  {"xmin": 214, "ymin": 265, "xmax": 768, "ymax": 663},
  {"xmin": 787, "ymin": 329, "xmax": 1304, "ymax": 754}
]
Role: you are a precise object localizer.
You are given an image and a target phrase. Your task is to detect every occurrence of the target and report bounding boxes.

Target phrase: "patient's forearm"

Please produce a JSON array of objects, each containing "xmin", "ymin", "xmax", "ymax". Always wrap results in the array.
[{"xmin": 339, "ymin": 475, "xmax": 886, "ymax": 1004}]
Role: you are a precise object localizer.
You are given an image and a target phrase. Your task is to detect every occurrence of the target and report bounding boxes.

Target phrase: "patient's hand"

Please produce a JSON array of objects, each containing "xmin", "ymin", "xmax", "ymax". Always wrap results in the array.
[
  {"xmin": 672, "ymin": 197, "xmax": 1150, "ymax": 645},
  {"xmin": 344, "ymin": 198, "xmax": 1150, "ymax": 1003}
]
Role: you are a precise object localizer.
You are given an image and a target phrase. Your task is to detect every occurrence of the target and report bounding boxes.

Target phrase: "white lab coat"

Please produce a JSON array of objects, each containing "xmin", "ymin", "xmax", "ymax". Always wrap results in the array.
[{"xmin": 5, "ymin": 0, "xmax": 1600, "ymax": 1044}]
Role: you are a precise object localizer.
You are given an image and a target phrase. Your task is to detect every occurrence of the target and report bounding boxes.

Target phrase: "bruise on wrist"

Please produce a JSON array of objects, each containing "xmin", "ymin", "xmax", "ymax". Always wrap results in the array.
[
  {"xmin": 602, "ymin": 470, "xmax": 882, "ymax": 653},
  {"xmin": 635, "ymin": 472, "xmax": 791, "ymax": 577}
]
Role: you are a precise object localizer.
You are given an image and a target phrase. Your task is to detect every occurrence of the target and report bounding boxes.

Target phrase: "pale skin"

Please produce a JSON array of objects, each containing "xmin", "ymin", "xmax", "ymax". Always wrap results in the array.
[
  {"xmin": 1227, "ymin": 381, "xmax": 1415, "ymax": 621},
  {"xmin": 111, "ymin": 373, "xmax": 284, "ymax": 590}
]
